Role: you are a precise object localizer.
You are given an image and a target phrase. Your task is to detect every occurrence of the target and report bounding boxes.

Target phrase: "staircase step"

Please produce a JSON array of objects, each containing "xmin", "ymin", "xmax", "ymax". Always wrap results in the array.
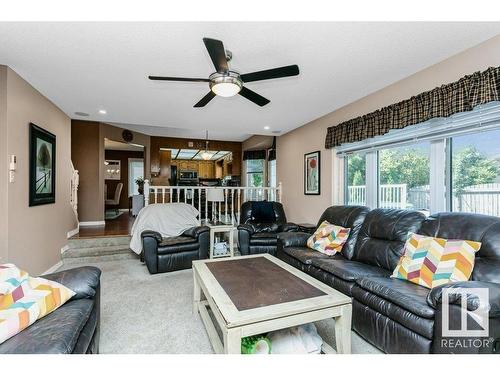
[
  {"xmin": 62, "ymin": 244, "xmax": 132, "ymax": 259},
  {"xmin": 67, "ymin": 235, "xmax": 131, "ymax": 249},
  {"xmin": 62, "ymin": 252, "xmax": 138, "ymax": 265}
]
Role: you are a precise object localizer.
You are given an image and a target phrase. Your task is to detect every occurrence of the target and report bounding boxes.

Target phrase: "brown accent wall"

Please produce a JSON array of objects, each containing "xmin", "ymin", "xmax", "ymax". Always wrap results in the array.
[
  {"xmin": 104, "ymin": 149, "xmax": 144, "ymax": 209},
  {"xmin": 1, "ymin": 66, "xmax": 77, "ymax": 274},
  {"xmin": 71, "ymin": 120, "xmax": 152, "ymax": 222},
  {"xmin": 277, "ymin": 35, "xmax": 500, "ymax": 223},
  {"xmin": 71, "ymin": 120, "xmax": 102, "ymax": 222}
]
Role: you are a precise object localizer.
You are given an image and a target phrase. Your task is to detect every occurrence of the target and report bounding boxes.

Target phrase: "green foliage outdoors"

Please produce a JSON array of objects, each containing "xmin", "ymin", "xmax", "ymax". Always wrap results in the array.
[{"xmin": 347, "ymin": 146, "xmax": 500, "ymax": 192}]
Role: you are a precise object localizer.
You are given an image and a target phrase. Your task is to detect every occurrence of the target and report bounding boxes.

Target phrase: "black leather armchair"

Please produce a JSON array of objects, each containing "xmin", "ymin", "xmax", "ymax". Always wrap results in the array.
[
  {"xmin": 0, "ymin": 266, "xmax": 101, "ymax": 354},
  {"xmin": 237, "ymin": 201, "xmax": 298, "ymax": 256},
  {"xmin": 141, "ymin": 225, "xmax": 210, "ymax": 274}
]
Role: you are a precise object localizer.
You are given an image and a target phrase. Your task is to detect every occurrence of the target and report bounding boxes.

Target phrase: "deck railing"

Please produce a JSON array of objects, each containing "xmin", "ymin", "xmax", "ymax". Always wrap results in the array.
[{"xmin": 143, "ymin": 180, "xmax": 282, "ymax": 225}]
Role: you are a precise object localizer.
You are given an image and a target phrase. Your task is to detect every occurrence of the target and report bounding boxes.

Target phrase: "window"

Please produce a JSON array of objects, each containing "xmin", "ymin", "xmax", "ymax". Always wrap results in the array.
[
  {"xmin": 345, "ymin": 153, "xmax": 366, "ymax": 205},
  {"xmin": 128, "ymin": 158, "xmax": 144, "ymax": 196},
  {"xmin": 268, "ymin": 159, "xmax": 277, "ymax": 188},
  {"xmin": 247, "ymin": 160, "xmax": 264, "ymax": 187},
  {"xmin": 339, "ymin": 102, "xmax": 500, "ymax": 216},
  {"xmin": 451, "ymin": 129, "xmax": 500, "ymax": 216},
  {"xmin": 379, "ymin": 143, "xmax": 430, "ymax": 210},
  {"xmin": 246, "ymin": 159, "xmax": 264, "ymax": 187}
]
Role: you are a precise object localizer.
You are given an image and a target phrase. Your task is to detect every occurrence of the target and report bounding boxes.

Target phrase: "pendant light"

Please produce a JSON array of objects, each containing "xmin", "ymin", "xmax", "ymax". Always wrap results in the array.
[{"xmin": 201, "ymin": 130, "xmax": 211, "ymax": 160}]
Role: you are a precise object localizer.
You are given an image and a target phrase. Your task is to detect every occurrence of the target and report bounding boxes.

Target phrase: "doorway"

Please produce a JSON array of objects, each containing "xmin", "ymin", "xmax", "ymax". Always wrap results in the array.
[{"xmin": 104, "ymin": 139, "xmax": 144, "ymax": 225}]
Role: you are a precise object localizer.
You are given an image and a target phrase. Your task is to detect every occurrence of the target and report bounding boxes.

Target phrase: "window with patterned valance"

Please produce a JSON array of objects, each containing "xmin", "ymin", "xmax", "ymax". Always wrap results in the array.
[{"xmin": 325, "ymin": 66, "xmax": 500, "ymax": 149}]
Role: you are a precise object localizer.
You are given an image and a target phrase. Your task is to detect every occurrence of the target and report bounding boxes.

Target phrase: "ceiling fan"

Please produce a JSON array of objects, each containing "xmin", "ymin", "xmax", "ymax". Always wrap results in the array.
[{"xmin": 148, "ymin": 38, "xmax": 300, "ymax": 108}]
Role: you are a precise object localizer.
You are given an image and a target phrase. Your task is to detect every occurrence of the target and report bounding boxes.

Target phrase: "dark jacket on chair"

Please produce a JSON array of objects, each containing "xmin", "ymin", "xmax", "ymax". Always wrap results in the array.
[{"xmin": 237, "ymin": 201, "xmax": 298, "ymax": 256}]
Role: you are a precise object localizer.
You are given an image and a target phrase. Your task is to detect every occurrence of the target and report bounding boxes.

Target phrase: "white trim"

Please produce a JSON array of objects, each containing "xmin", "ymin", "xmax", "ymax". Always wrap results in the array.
[
  {"xmin": 430, "ymin": 140, "xmax": 446, "ymax": 213},
  {"xmin": 67, "ymin": 226, "xmax": 79, "ymax": 238},
  {"xmin": 365, "ymin": 151, "xmax": 378, "ymax": 209},
  {"xmin": 331, "ymin": 148, "xmax": 344, "ymax": 205},
  {"xmin": 60, "ymin": 244, "xmax": 70, "ymax": 255},
  {"xmin": 42, "ymin": 261, "xmax": 63, "ymax": 275},
  {"xmin": 79, "ymin": 220, "xmax": 106, "ymax": 226},
  {"xmin": 118, "ymin": 208, "xmax": 129, "ymax": 212}
]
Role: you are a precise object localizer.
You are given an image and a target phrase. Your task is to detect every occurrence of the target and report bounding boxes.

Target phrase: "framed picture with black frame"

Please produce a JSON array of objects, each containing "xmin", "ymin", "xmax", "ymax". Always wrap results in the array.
[
  {"xmin": 29, "ymin": 123, "xmax": 56, "ymax": 206},
  {"xmin": 304, "ymin": 150, "xmax": 320, "ymax": 195}
]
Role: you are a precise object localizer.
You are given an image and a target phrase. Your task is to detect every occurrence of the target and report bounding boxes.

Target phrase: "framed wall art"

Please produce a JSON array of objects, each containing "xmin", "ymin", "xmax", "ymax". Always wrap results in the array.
[
  {"xmin": 29, "ymin": 123, "xmax": 56, "ymax": 206},
  {"xmin": 304, "ymin": 150, "xmax": 320, "ymax": 195}
]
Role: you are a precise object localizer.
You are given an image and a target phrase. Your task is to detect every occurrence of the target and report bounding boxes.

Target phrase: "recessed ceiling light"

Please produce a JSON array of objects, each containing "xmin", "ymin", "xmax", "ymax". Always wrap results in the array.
[
  {"xmin": 74, "ymin": 111, "xmax": 89, "ymax": 117},
  {"xmin": 98, "ymin": 109, "xmax": 107, "ymax": 115},
  {"xmin": 264, "ymin": 126, "xmax": 270, "ymax": 130}
]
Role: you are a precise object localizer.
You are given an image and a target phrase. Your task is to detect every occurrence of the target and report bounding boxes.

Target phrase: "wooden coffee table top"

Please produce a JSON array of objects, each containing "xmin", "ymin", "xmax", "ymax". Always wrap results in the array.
[
  {"xmin": 206, "ymin": 256, "xmax": 326, "ymax": 311},
  {"xmin": 193, "ymin": 254, "xmax": 351, "ymax": 328}
]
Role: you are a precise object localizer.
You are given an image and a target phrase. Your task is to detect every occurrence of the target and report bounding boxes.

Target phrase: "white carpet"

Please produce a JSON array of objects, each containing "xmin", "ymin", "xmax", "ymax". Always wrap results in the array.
[{"xmin": 61, "ymin": 258, "xmax": 381, "ymax": 354}]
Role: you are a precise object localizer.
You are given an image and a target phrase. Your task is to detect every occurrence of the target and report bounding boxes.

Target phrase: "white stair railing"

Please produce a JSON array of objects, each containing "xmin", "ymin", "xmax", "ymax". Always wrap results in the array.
[
  {"xmin": 70, "ymin": 161, "xmax": 79, "ymax": 221},
  {"xmin": 143, "ymin": 180, "xmax": 282, "ymax": 225}
]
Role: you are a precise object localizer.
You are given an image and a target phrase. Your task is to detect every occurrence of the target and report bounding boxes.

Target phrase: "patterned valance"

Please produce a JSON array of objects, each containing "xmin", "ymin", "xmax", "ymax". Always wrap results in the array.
[
  {"xmin": 325, "ymin": 66, "xmax": 500, "ymax": 149},
  {"xmin": 243, "ymin": 149, "xmax": 267, "ymax": 160}
]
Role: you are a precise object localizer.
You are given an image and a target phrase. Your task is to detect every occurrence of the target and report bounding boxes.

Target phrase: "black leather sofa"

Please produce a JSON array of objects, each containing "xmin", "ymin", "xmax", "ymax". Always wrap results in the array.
[
  {"xmin": 237, "ymin": 201, "xmax": 298, "ymax": 256},
  {"xmin": 278, "ymin": 206, "xmax": 500, "ymax": 354},
  {"xmin": 0, "ymin": 266, "xmax": 101, "ymax": 354},
  {"xmin": 141, "ymin": 226, "xmax": 210, "ymax": 274}
]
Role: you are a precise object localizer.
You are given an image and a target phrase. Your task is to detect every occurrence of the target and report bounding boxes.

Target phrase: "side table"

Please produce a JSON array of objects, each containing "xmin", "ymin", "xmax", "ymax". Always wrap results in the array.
[{"xmin": 203, "ymin": 221, "xmax": 235, "ymax": 259}]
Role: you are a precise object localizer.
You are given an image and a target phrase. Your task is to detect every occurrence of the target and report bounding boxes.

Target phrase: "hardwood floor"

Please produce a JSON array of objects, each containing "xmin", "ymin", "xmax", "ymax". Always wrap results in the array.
[{"xmin": 71, "ymin": 212, "xmax": 135, "ymax": 239}]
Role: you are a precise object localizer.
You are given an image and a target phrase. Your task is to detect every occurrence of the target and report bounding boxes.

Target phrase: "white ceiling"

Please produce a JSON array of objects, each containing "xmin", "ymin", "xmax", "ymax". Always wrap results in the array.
[{"xmin": 0, "ymin": 22, "xmax": 499, "ymax": 141}]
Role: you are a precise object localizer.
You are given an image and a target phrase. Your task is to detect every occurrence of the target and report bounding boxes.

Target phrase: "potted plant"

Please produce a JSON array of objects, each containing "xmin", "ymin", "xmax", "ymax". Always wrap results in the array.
[{"xmin": 135, "ymin": 177, "xmax": 145, "ymax": 195}]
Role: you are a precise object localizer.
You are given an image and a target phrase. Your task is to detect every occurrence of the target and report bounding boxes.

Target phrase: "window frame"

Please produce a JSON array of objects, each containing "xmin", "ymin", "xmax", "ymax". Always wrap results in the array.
[{"xmin": 339, "ymin": 102, "xmax": 500, "ymax": 214}]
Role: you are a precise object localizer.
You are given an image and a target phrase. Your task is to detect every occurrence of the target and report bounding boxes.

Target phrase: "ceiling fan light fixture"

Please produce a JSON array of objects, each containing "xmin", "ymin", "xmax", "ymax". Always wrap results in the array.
[{"xmin": 209, "ymin": 72, "xmax": 242, "ymax": 97}]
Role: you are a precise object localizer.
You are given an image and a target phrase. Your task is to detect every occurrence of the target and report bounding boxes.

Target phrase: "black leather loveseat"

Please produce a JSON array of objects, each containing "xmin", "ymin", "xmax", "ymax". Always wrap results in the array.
[
  {"xmin": 278, "ymin": 206, "xmax": 500, "ymax": 354},
  {"xmin": 0, "ymin": 266, "xmax": 101, "ymax": 354},
  {"xmin": 141, "ymin": 226, "xmax": 210, "ymax": 274},
  {"xmin": 237, "ymin": 201, "xmax": 298, "ymax": 256}
]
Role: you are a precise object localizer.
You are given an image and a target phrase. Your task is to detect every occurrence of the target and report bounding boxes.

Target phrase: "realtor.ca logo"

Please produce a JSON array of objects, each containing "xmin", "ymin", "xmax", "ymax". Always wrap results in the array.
[{"xmin": 441, "ymin": 288, "xmax": 491, "ymax": 350}]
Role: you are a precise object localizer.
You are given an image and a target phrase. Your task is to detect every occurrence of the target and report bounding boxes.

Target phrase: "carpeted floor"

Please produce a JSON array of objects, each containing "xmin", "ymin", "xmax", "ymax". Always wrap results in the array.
[{"xmin": 61, "ymin": 257, "xmax": 381, "ymax": 354}]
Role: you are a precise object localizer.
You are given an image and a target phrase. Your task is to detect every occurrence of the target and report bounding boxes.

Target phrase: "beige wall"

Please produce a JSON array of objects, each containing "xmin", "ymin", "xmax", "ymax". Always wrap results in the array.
[
  {"xmin": 0, "ymin": 66, "xmax": 7, "ymax": 262},
  {"xmin": 1, "ymin": 66, "xmax": 77, "ymax": 274},
  {"xmin": 278, "ymin": 35, "xmax": 500, "ymax": 223}
]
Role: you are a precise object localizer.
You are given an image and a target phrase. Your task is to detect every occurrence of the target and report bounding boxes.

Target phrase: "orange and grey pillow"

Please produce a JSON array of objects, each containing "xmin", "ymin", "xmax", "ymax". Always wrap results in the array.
[
  {"xmin": 392, "ymin": 233, "xmax": 481, "ymax": 289},
  {"xmin": 0, "ymin": 264, "xmax": 75, "ymax": 344},
  {"xmin": 307, "ymin": 220, "xmax": 351, "ymax": 256}
]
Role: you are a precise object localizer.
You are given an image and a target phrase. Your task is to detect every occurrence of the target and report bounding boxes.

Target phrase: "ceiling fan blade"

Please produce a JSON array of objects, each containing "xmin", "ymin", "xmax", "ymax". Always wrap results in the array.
[
  {"xmin": 203, "ymin": 38, "xmax": 229, "ymax": 73},
  {"xmin": 240, "ymin": 65, "xmax": 299, "ymax": 83},
  {"xmin": 194, "ymin": 91, "xmax": 216, "ymax": 107},
  {"xmin": 149, "ymin": 76, "xmax": 209, "ymax": 82},
  {"xmin": 239, "ymin": 87, "xmax": 270, "ymax": 107}
]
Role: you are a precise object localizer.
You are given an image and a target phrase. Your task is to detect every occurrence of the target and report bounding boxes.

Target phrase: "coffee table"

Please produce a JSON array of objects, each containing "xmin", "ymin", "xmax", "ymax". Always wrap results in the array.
[{"xmin": 192, "ymin": 254, "xmax": 352, "ymax": 354}]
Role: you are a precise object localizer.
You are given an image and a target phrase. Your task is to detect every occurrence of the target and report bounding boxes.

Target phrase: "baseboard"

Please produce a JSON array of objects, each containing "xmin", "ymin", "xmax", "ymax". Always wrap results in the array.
[
  {"xmin": 67, "ymin": 226, "xmax": 79, "ymax": 238},
  {"xmin": 79, "ymin": 221, "xmax": 106, "ymax": 226},
  {"xmin": 60, "ymin": 244, "xmax": 70, "ymax": 255},
  {"xmin": 42, "ymin": 260, "xmax": 63, "ymax": 275}
]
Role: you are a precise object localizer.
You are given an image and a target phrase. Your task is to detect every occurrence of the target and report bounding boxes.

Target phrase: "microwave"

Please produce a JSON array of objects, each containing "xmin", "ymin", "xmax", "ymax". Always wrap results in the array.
[{"xmin": 179, "ymin": 170, "xmax": 198, "ymax": 180}]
